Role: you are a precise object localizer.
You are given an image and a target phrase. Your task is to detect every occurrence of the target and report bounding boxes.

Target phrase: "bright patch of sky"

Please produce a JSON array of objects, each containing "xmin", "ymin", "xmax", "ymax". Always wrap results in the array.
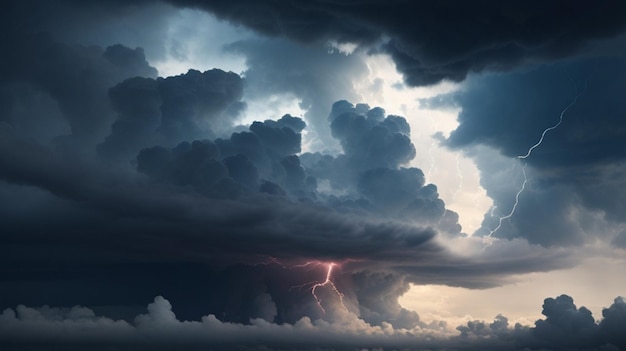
[
  {"xmin": 150, "ymin": 9, "xmax": 252, "ymax": 77},
  {"xmin": 400, "ymin": 254, "xmax": 626, "ymax": 326}
]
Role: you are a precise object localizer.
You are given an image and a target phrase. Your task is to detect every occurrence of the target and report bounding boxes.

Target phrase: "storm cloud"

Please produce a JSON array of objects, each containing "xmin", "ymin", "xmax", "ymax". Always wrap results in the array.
[
  {"xmin": 167, "ymin": 0, "xmax": 626, "ymax": 86},
  {"xmin": 435, "ymin": 57, "xmax": 626, "ymax": 246},
  {"xmin": 1, "ymin": 1, "xmax": 626, "ymax": 350},
  {"xmin": 0, "ymin": 84, "xmax": 569, "ymax": 327},
  {"xmin": 98, "ymin": 68, "xmax": 244, "ymax": 161}
]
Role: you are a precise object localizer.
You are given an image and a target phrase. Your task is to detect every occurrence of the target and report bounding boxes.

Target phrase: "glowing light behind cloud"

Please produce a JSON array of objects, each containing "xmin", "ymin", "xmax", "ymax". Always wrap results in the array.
[
  {"xmin": 354, "ymin": 53, "xmax": 490, "ymax": 234},
  {"xmin": 400, "ymin": 254, "xmax": 626, "ymax": 326},
  {"xmin": 150, "ymin": 8, "xmax": 251, "ymax": 77}
]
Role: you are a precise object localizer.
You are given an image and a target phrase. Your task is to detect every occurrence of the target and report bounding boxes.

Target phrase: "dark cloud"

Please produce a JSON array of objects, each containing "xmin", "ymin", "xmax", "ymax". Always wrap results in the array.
[
  {"xmin": 97, "ymin": 77, "xmax": 162, "ymax": 160},
  {"xmin": 0, "ymin": 0, "xmax": 177, "ymax": 62},
  {"xmin": 329, "ymin": 101, "xmax": 415, "ymax": 170},
  {"xmin": 447, "ymin": 58, "xmax": 626, "ymax": 168},
  {"xmin": 0, "ymin": 95, "xmax": 569, "ymax": 327},
  {"xmin": 358, "ymin": 167, "xmax": 425, "ymax": 213},
  {"xmin": 158, "ymin": 69, "xmax": 244, "ymax": 136},
  {"xmin": 533, "ymin": 294, "xmax": 601, "ymax": 349},
  {"xmin": 0, "ymin": 35, "xmax": 157, "ymax": 153},
  {"xmin": 453, "ymin": 295, "xmax": 626, "ymax": 351},
  {"xmin": 456, "ymin": 314, "xmax": 525, "ymax": 341},
  {"xmin": 301, "ymin": 101, "xmax": 460, "ymax": 233},
  {"xmin": 466, "ymin": 150, "xmax": 590, "ymax": 246},
  {"xmin": 439, "ymin": 58, "xmax": 626, "ymax": 246},
  {"xmin": 249, "ymin": 117, "xmax": 303, "ymax": 157},
  {"xmin": 224, "ymin": 153, "xmax": 259, "ymax": 190},
  {"xmin": 0, "ymin": 1, "xmax": 163, "ymax": 166},
  {"xmin": 98, "ymin": 68, "xmax": 244, "ymax": 161},
  {"xmin": 351, "ymin": 271, "xmax": 423, "ymax": 329},
  {"xmin": 134, "ymin": 114, "xmax": 304, "ymax": 198},
  {"xmin": 168, "ymin": 0, "xmax": 626, "ymax": 86},
  {"xmin": 600, "ymin": 297, "xmax": 626, "ymax": 350}
]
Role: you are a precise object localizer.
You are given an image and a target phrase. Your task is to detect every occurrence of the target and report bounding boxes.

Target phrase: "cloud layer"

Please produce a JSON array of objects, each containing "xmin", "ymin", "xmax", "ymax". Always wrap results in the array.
[{"xmin": 1, "ymin": 294, "xmax": 625, "ymax": 350}]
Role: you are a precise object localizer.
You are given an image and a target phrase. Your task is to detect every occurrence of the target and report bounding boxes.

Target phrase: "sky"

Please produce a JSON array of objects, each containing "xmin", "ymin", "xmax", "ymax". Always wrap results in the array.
[{"xmin": 1, "ymin": 1, "xmax": 626, "ymax": 350}]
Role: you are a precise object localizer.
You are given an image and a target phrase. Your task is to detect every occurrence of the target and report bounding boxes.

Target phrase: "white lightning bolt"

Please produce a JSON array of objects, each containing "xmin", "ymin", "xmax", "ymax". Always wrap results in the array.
[
  {"xmin": 486, "ymin": 81, "xmax": 586, "ymax": 237},
  {"xmin": 517, "ymin": 82, "xmax": 587, "ymax": 160},
  {"xmin": 486, "ymin": 163, "xmax": 527, "ymax": 237}
]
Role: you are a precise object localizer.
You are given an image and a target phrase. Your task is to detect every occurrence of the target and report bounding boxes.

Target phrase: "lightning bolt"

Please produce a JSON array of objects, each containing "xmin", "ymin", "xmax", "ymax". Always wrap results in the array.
[
  {"xmin": 486, "ymin": 81, "xmax": 586, "ymax": 237},
  {"xmin": 486, "ymin": 163, "xmax": 527, "ymax": 237},
  {"xmin": 517, "ymin": 82, "xmax": 587, "ymax": 160},
  {"xmin": 489, "ymin": 204, "xmax": 498, "ymax": 218},
  {"xmin": 265, "ymin": 258, "xmax": 347, "ymax": 314},
  {"xmin": 310, "ymin": 262, "xmax": 344, "ymax": 314}
]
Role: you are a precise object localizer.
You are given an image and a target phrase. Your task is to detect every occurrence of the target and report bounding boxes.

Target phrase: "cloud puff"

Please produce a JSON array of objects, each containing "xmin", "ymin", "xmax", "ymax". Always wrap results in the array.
[
  {"xmin": 600, "ymin": 297, "xmax": 626, "ymax": 350},
  {"xmin": 533, "ymin": 294, "xmax": 600, "ymax": 349},
  {"xmin": 301, "ymin": 101, "xmax": 459, "ymax": 233},
  {"xmin": 328, "ymin": 101, "xmax": 415, "ymax": 170},
  {"xmin": 98, "ymin": 68, "xmax": 244, "ymax": 161},
  {"xmin": 134, "ymin": 114, "xmax": 305, "ymax": 198}
]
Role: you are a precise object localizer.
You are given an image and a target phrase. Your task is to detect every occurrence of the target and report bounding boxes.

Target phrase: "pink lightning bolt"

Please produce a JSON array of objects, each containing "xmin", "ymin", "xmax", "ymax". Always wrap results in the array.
[
  {"xmin": 258, "ymin": 257, "xmax": 351, "ymax": 314},
  {"xmin": 310, "ymin": 262, "xmax": 344, "ymax": 314}
]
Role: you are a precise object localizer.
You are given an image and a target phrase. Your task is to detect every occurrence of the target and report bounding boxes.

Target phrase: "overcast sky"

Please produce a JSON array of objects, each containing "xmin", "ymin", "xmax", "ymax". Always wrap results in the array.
[{"xmin": 2, "ymin": 1, "xmax": 626, "ymax": 350}]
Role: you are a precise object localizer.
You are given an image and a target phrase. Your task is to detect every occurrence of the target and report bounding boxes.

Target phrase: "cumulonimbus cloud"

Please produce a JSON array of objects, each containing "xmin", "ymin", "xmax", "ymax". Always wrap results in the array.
[{"xmin": 1, "ymin": 2, "xmax": 624, "ymax": 350}]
